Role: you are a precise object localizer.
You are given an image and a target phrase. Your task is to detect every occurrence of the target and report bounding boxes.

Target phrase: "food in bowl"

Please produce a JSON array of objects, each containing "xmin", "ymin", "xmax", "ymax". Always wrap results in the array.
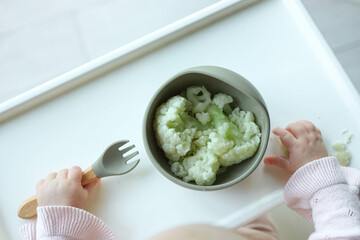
[{"xmin": 153, "ymin": 86, "xmax": 261, "ymax": 186}]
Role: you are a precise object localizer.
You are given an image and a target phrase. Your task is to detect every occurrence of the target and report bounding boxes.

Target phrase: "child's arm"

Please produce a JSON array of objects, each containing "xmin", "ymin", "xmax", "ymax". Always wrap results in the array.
[
  {"xmin": 265, "ymin": 121, "xmax": 360, "ymax": 239},
  {"xmin": 20, "ymin": 166, "xmax": 115, "ymax": 240}
]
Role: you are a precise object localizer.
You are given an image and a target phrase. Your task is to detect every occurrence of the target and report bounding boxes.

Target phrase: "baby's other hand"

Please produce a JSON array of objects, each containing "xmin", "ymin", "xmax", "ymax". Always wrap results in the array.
[
  {"xmin": 36, "ymin": 166, "xmax": 98, "ymax": 209},
  {"xmin": 264, "ymin": 120, "xmax": 328, "ymax": 174}
]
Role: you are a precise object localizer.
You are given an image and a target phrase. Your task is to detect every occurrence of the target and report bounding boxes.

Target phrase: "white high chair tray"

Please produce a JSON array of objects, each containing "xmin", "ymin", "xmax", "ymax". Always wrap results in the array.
[{"xmin": 1, "ymin": 0, "xmax": 359, "ymax": 239}]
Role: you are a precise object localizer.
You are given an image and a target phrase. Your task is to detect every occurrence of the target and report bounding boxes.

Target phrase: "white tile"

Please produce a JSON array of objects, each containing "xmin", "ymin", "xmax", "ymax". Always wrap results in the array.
[
  {"xmin": 0, "ymin": 16, "xmax": 88, "ymax": 103},
  {"xmin": 302, "ymin": 0, "xmax": 360, "ymax": 49},
  {"xmin": 75, "ymin": 0, "xmax": 219, "ymax": 59}
]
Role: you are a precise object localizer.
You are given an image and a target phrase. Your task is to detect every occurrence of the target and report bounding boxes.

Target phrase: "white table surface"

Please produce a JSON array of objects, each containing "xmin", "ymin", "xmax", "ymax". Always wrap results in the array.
[{"xmin": 1, "ymin": 0, "xmax": 360, "ymax": 239}]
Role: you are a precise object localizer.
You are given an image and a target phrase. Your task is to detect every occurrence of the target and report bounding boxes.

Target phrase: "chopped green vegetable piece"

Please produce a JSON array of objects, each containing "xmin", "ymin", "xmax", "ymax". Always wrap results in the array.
[
  {"xmin": 332, "ymin": 142, "xmax": 346, "ymax": 152},
  {"xmin": 332, "ymin": 151, "xmax": 351, "ymax": 166}
]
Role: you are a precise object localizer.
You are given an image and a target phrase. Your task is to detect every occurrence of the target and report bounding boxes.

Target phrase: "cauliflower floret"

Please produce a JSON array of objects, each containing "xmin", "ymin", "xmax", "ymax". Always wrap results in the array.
[
  {"xmin": 186, "ymin": 86, "xmax": 212, "ymax": 113},
  {"xmin": 213, "ymin": 93, "xmax": 233, "ymax": 110},
  {"xmin": 333, "ymin": 151, "xmax": 351, "ymax": 166},
  {"xmin": 154, "ymin": 86, "xmax": 262, "ymax": 186},
  {"xmin": 154, "ymin": 96, "xmax": 197, "ymax": 161},
  {"xmin": 171, "ymin": 161, "xmax": 187, "ymax": 177},
  {"xmin": 207, "ymin": 125, "xmax": 235, "ymax": 156},
  {"xmin": 207, "ymin": 107, "xmax": 260, "ymax": 166},
  {"xmin": 230, "ymin": 107, "xmax": 261, "ymax": 141},
  {"xmin": 193, "ymin": 129, "xmax": 212, "ymax": 150},
  {"xmin": 182, "ymin": 148, "xmax": 220, "ymax": 185},
  {"xmin": 331, "ymin": 141, "xmax": 351, "ymax": 166},
  {"xmin": 332, "ymin": 142, "xmax": 346, "ymax": 151},
  {"xmin": 219, "ymin": 137, "xmax": 260, "ymax": 166},
  {"xmin": 196, "ymin": 112, "xmax": 211, "ymax": 125}
]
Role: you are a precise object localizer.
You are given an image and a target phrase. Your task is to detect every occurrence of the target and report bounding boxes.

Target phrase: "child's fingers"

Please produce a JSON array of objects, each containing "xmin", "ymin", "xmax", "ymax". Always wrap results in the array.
[
  {"xmin": 46, "ymin": 172, "xmax": 57, "ymax": 181},
  {"xmin": 68, "ymin": 166, "xmax": 83, "ymax": 182},
  {"xmin": 272, "ymin": 127, "xmax": 296, "ymax": 150},
  {"xmin": 36, "ymin": 179, "xmax": 45, "ymax": 189},
  {"xmin": 286, "ymin": 122, "xmax": 308, "ymax": 138},
  {"xmin": 57, "ymin": 169, "xmax": 69, "ymax": 179},
  {"xmin": 301, "ymin": 121, "xmax": 323, "ymax": 139},
  {"xmin": 83, "ymin": 179, "xmax": 99, "ymax": 195},
  {"xmin": 264, "ymin": 155, "xmax": 289, "ymax": 171},
  {"xmin": 300, "ymin": 120, "xmax": 317, "ymax": 133},
  {"xmin": 315, "ymin": 128, "xmax": 322, "ymax": 137}
]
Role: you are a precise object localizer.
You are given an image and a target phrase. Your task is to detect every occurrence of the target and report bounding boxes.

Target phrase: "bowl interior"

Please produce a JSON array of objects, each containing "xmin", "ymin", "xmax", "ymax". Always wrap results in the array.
[{"xmin": 144, "ymin": 72, "xmax": 270, "ymax": 190}]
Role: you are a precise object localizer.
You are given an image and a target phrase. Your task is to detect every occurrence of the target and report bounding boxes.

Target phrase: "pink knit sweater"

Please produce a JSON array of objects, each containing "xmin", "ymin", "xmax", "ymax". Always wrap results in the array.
[
  {"xmin": 285, "ymin": 156, "xmax": 360, "ymax": 239},
  {"xmin": 20, "ymin": 157, "xmax": 360, "ymax": 239},
  {"xmin": 19, "ymin": 206, "xmax": 115, "ymax": 240}
]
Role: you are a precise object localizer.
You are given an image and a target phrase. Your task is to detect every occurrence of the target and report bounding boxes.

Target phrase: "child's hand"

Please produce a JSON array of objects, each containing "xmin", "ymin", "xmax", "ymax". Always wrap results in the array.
[
  {"xmin": 264, "ymin": 120, "xmax": 328, "ymax": 174},
  {"xmin": 36, "ymin": 166, "xmax": 98, "ymax": 209}
]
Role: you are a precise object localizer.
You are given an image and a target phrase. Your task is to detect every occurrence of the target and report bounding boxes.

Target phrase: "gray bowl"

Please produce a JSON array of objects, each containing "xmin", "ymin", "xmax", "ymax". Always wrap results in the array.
[{"xmin": 143, "ymin": 66, "xmax": 270, "ymax": 191}]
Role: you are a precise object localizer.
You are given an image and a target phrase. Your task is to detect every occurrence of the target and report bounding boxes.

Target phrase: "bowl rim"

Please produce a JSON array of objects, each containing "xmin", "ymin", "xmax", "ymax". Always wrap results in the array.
[{"xmin": 142, "ymin": 65, "xmax": 270, "ymax": 191}]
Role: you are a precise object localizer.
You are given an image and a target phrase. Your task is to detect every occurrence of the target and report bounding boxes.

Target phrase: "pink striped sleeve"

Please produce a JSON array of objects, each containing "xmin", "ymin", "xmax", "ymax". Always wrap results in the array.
[
  {"xmin": 284, "ymin": 156, "xmax": 347, "ymax": 222},
  {"xmin": 36, "ymin": 206, "xmax": 115, "ymax": 240},
  {"xmin": 19, "ymin": 222, "xmax": 37, "ymax": 240},
  {"xmin": 284, "ymin": 156, "xmax": 360, "ymax": 239}
]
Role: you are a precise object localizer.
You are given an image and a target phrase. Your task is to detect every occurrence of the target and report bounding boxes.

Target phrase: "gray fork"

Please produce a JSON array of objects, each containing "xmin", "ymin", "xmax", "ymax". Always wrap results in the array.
[{"xmin": 17, "ymin": 140, "xmax": 140, "ymax": 219}]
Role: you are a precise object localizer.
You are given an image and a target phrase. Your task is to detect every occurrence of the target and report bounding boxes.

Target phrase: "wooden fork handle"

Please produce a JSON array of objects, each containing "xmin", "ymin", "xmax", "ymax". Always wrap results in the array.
[
  {"xmin": 17, "ymin": 196, "xmax": 38, "ymax": 219},
  {"xmin": 17, "ymin": 166, "xmax": 98, "ymax": 219},
  {"xmin": 81, "ymin": 166, "xmax": 98, "ymax": 185}
]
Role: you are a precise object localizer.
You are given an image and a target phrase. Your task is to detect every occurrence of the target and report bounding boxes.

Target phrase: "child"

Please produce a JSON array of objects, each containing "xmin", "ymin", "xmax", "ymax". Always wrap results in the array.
[
  {"xmin": 20, "ymin": 166, "xmax": 115, "ymax": 239},
  {"xmin": 265, "ymin": 121, "xmax": 360, "ymax": 239},
  {"xmin": 20, "ymin": 121, "xmax": 360, "ymax": 239}
]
